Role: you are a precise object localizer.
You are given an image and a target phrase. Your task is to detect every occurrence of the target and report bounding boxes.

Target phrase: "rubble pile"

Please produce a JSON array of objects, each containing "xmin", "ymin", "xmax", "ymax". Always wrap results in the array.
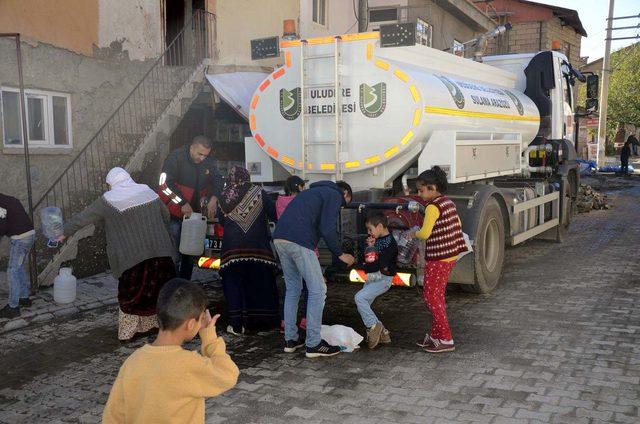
[{"xmin": 576, "ymin": 185, "xmax": 610, "ymax": 213}]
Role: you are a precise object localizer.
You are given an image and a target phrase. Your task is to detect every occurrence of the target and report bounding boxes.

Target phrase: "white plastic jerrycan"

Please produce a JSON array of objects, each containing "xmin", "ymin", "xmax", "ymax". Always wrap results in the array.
[
  {"xmin": 179, "ymin": 212, "xmax": 207, "ymax": 256},
  {"xmin": 53, "ymin": 267, "xmax": 77, "ymax": 304}
]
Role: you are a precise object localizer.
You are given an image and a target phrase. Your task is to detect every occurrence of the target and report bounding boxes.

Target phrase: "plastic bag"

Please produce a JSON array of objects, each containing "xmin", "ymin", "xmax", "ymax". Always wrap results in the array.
[
  {"xmin": 320, "ymin": 325, "xmax": 363, "ymax": 352},
  {"xmin": 457, "ymin": 232, "xmax": 473, "ymax": 261},
  {"xmin": 394, "ymin": 226, "xmax": 420, "ymax": 265}
]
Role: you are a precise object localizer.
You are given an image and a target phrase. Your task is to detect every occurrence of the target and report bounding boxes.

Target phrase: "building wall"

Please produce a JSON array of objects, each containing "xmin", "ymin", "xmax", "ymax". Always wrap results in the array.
[
  {"xmin": 542, "ymin": 17, "xmax": 581, "ymax": 66},
  {"xmin": 299, "ymin": 0, "xmax": 357, "ymax": 39},
  {"xmin": 214, "ymin": 0, "xmax": 299, "ymax": 67},
  {"xmin": 406, "ymin": 0, "xmax": 482, "ymax": 51},
  {"xmin": 97, "ymin": 0, "xmax": 164, "ymax": 60},
  {"xmin": 0, "ymin": 0, "xmax": 99, "ymax": 56},
  {"xmin": 0, "ymin": 38, "xmax": 152, "ymax": 204}
]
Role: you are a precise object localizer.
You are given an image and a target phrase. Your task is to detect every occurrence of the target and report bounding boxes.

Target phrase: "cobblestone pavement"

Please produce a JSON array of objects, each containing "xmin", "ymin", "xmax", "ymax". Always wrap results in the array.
[{"xmin": 0, "ymin": 183, "xmax": 639, "ymax": 424}]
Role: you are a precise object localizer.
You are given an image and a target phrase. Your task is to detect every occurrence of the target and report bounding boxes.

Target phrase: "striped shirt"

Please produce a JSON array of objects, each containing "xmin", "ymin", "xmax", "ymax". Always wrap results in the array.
[{"xmin": 424, "ymin": 196, "xmax": 467, "ymax": 261}]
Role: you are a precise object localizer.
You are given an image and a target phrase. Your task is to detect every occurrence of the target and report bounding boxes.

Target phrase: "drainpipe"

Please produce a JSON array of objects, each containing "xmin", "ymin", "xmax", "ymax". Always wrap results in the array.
[{"xmin": 0, "ymin": 33, "xmax": 37, "ymax": 290}]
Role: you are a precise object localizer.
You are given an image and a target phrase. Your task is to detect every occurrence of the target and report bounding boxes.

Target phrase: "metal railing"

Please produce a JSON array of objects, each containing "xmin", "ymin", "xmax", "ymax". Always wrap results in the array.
[{"xmin": 32, "ymin": 10, "xmax": 216, "ymax": 271}]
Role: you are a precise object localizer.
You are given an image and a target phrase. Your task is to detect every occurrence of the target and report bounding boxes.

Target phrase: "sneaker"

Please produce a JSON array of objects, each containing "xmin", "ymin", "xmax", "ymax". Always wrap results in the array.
[
  {"xmin": 305, "ymin": 340, "xmax": 341, "ymax": 358},
  {"xmin": 380, "ymin": 327, "xmax": 391, "ymax": 344},
  {"xmin": 423, "ymin": 338, "xmax": 455, "ymax": 353},
  {"xmin": 298, "ymin": 317, "xmax": 307, "ymax": 330},
  {"xmin": 284, "ymin": 338, "xmax": 305, "ymax": 353},
  {"xmin": 416, "ymin": 333, "xmax": 432, "ymax": 348},
  {"xmin": 0, "ymin": 305, "xmax": 20, "ymax": 319},
  {"xmin": 19, "ymin": 298, "xmax": 32, "ymax": 307},
  {"xmin": 366, "ymin": 322, "xmax": 383, "ymax": 349},
  {"xmin": 226, "ymin": 325, "xmax": 245, "ymax": 336}
]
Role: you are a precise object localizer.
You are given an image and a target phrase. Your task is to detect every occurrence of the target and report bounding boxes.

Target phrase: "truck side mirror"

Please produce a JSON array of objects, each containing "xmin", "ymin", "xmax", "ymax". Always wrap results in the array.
[{"xmin": 585, "ymin": 74, "xmax": 599, "ymax": 111}]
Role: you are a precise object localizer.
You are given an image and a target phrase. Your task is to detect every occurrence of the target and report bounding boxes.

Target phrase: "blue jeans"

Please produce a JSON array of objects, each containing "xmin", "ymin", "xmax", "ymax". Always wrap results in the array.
[
  {"xmin": 274, "ymin": 240, "xmax": 325, "ymax": 348},
  {"xmin": 168, "ymin": 219, "xmax": 195, "ymax": 280},
  {"xmin": 354, "ymin": 272, "xmax": 392, "ymax": 328},
  {"xmin": 7, "ymin": 234, "xmax": 35, "ymax": 308}
]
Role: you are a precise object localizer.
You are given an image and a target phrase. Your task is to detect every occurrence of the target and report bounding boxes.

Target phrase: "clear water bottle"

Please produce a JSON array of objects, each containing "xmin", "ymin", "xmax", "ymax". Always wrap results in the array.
[
  {"xmin": 396, "ymin": 226, "xmax": 420, "ymax": 265},
  {"xmin": 40, "ymin": 206, "xmax": 64, "ymax": 248}
]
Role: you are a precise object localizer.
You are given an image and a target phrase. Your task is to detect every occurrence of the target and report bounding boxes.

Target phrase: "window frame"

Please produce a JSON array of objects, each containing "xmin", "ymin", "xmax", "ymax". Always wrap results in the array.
[
  {"xmin": 1, "ymin": 87, "xmax": 73, "ymax": 148},
  {"xmin": 416, "ymin": 17, "xmax": 433, "ymax": 47},
  {"xmin": 312, "ymin": 0, "xmax": 327, "ymax": 27}
]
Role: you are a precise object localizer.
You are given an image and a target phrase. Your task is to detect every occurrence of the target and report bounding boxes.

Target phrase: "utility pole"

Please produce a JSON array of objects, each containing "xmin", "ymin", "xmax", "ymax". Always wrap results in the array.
[
  {"xmin": 358, "ymin": 0, "xmax": 368, "ymax": 33},
  {"xmin": 596, "ymin": 0, "xmax": 615, "ymax": 167}
]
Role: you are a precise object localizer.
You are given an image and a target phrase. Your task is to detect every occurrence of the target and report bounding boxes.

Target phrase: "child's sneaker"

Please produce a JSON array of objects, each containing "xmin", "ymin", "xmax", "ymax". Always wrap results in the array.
[
  {"xmin": 305, "ymin": 340, "xmax": 341, "ymax": 358},
  {"xmin": 226, "ymin": 325, "xmax": 245, "ymax": 336},
  {"xmin": 298, "ymin": 317, "xmax": 307, "ymax": 330},
  {"xmin": 416, "ymin": 333, "xmax": 432, "ymax": 348},
  {"xmin": 423, "ymin": 338, "xmax": 455, "ymax": 353},
  {"xmin": 284, "ymin": 338, "xmax": 305, "ymax": 353},
  {"xmin": 380, "ymin": 327, "xmax": 391, "ymax": 344},
  {"xmin": 366, "ymin": 322, "xmax": 383, "ymax": 349}
]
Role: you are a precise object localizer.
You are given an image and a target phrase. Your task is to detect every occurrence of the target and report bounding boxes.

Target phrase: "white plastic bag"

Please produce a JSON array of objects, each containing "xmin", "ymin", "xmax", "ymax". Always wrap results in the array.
[
  {"xmin": 457, "ymin": 232, "xmax": 473, "ymax": 261},
  {"xmin": 320, "ymin": 325, "xmax": 363, "ymax": 352}
]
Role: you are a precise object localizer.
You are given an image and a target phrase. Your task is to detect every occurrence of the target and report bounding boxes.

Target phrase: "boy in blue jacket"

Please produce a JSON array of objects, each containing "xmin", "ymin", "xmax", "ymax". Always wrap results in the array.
[{"xmin": 273, "ymin": 181, "xmax": 355, "ymax": 358}]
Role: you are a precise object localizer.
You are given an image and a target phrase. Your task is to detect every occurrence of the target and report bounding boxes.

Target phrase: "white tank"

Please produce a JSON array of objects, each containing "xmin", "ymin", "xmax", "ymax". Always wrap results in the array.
[
  {"xmin": 249, "ymin": 33, "xmax": 540, "ymax": 189},
  {"xmin": 53, "ymin": 267, "xmax": 77, "ymax": 304},
  {"xmin": 179, "ymin": 213, "xmax": 207, "ymax": 256}
]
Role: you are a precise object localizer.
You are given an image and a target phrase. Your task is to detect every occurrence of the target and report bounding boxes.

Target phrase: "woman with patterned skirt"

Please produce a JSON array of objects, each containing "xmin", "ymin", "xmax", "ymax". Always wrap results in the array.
[
  {"xmin": 218, "ymin": 166, "xmax": 280, "ymax": 334},
  {"xmin": 63, "ymin": 167, "xmax": 176, "ymax": 341}
]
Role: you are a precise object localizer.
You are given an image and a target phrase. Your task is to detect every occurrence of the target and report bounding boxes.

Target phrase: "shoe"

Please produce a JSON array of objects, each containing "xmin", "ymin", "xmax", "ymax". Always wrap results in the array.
[
  {"xmin": 299, "ymin": 317, "xmax": 307, "ymax": 330},
  {"xmin": 284, "ymin": 338, "xmax": 305, "ymax": 353},
  {"xmin": 0, "ymin": 305, "xmax": 20, "ymax": 319},
  {"xmin": 226, "ymin": 325, "xmax": 245, "ymax": 335},
  {"xmin": 366, "ymin": 322, "xmax": 383, "ymax": 349},
  {"xmin": 416, "ymin": 333, "xmax": 432, "ymax": 348},
  {"xmin": 305, "ymin": 340, "xmax": 341, "ymax": 358},
  {"xmin": 380, "ymin": 327, "xmax": 391, "ymax": 344},
  {"xmin": 423, "ymin": 338, "xmax": 455, "ymax": 353},
  {"xmin": 19, "ymin": 298, "xmax": 32, "ymax": 307}
]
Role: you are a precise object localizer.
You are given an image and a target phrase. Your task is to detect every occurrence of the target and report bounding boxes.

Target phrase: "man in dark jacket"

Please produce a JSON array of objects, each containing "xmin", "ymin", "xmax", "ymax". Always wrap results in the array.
[
  {"xmin": 0, "ymin": 194, "xmax": 35, "ymax": 319},
  {"xmin": 273, "ymin": 180, "xmax": 355, "ymax": 358},
  {"xmin": 158, "ymin": 135, "xmax": 223, "ymax": 280},
  {"xmin": 620, "ymin": 134, "xmax": 639, "ymax": 175}
]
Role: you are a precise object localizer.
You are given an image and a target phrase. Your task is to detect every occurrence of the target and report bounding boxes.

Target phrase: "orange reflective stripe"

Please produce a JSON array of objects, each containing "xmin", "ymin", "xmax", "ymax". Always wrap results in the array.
[
  {"xmin": 281, "ymin": 40, "xmax": 301, "ymax": 48},
  {"xmin": 267, "ymin": 146, "xmax": 279, "ymax": 158},
  {"xmin": 250, "ymin": 114, "xmax": 256, "ymax": 130},
  {"xmin": 273, "ymin": 67, "xmax": 285, "ymax": 79},
  {"xmin": 285, "ymin": 51, "xmax": 292, "ymax": 68},
  {"xmin": 259, "ymin": 79, "xmax": 271, "ymax": 92},
  {"xmin": 251, "ymin": 95, "xmax": 259, "ymax": 109},
  {"xmin": 282, "ymin": 155, "xmax": 295, "ymax": 166},
  {"xmin": 254, "ymin": 134, "xmax": 265, "ymax": 147}
]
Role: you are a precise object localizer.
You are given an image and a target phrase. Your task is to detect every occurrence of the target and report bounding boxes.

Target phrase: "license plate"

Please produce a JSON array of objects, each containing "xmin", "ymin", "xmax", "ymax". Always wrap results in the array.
[{"xmin": 205, "ymin": 238, "xmax": 223, "ymax": 250}]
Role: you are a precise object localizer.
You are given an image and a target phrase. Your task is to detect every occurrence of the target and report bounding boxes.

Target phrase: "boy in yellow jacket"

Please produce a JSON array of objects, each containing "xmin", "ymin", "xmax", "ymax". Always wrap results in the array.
[{"xmin": 103, "ymin": 278, "xmax": 239, "ymax": 423}]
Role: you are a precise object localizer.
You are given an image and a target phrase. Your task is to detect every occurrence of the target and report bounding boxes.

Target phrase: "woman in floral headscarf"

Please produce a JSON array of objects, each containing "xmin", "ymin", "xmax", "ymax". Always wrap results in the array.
[{"xmin": 218, "ymin": 166, "xmax": 280, "ymax": 334}]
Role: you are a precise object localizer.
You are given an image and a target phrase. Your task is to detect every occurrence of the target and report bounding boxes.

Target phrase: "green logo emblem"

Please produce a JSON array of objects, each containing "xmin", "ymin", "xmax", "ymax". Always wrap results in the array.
[
  {"xmin": 359, "ymin": 83, "xmax": 387, "ymax": 118},
  {"xmin": 436, "ymin": 75, "xmax": 465, "ymax": 109},
  {"xmin": 503, "ymin": 89, "xmax": 524, "ymax": 116},
  {"xmin": 279, "ymin": 88, "xmax": 301, "ymax": 120}
]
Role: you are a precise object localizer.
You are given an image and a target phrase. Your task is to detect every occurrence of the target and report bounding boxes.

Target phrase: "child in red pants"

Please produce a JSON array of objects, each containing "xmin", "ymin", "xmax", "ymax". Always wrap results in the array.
[{"xmin": 411, "ymin": 166, "xmax": 467, "ymax": 353}]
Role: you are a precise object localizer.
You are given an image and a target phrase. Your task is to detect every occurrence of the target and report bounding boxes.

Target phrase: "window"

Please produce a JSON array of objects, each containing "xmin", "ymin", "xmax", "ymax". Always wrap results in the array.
[
  {"xmin": 312, "ymin": 0, "xmax": 326, "ymax": 26},
  {"xmin": 1, "ymin": 88, "xmax": 71, "ymax": 147},
  {"xmin": 416, "ymin": 18, "xmax": 433, "ymax": 47},
  {"xmin": 369, "ymin": 8, "xmax": 398, "ymax": 23}
]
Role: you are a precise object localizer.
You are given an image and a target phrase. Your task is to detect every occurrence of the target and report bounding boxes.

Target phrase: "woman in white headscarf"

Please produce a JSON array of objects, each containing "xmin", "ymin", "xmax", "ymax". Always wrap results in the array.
[{"xmin": 62, "ymin": 168, "xmax": 176, "ymax": 341}]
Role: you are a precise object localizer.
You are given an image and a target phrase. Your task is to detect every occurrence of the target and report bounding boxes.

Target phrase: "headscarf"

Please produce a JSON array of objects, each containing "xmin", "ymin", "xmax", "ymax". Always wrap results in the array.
[
  {"xmin": 103, "ymin": 167, "xmax": 159, "ymax": 212},
  {"xmin": 219, "ymin": 166, "xmax": 252, "ymax": 214}
]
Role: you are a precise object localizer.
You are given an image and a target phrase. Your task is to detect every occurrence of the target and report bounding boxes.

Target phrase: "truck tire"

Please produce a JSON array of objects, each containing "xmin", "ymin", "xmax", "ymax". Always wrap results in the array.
[{"xmin": 465, "ymin": 197, "xmax": 505, "ymax": 293}]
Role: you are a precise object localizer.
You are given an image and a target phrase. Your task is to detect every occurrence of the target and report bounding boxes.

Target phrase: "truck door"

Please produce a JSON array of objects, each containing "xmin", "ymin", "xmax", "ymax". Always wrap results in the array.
[{"xmin": 559, "ymin": 61, "xmax": 575, "ymax": 143}]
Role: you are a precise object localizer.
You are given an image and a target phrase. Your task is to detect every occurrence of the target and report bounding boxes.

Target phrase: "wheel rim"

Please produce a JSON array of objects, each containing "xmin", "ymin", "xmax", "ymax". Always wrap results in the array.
[{"xmin": 483, "ymin": 218, "xmax": 500, "ymax": 272}]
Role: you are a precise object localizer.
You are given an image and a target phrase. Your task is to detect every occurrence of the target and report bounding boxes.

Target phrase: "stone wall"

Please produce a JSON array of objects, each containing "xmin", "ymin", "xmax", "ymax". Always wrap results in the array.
[{"xmin": 0, "ymin": 38, "xmax": 152, "ymax": 259}]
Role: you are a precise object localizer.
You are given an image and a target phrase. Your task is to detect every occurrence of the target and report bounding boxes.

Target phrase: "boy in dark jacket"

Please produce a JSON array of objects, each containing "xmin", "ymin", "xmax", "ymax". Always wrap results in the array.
[
  {"xmin": 273, "ymin": 181, "xmax": 355, "ymax": 358},
  {"xmin": 0, "ymin": 193, "xmax": 35, "ymax": 319}
]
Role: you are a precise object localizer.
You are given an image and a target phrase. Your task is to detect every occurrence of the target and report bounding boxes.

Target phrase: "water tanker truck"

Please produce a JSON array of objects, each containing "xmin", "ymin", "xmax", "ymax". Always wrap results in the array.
[{"xmin": 231, "ymin": 28, "xmax": 593, "ymax": 293}]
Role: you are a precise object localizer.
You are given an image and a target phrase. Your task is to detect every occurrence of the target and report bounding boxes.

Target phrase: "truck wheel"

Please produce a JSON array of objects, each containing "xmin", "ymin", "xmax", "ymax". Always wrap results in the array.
[{"xmin": 466, "ymin": 197, "xmax": 505, "ymax": 293}]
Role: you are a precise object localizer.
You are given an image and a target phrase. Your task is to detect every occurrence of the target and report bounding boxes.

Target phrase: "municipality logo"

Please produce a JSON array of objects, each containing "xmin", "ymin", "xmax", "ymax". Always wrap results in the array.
[
  {"xmin": 503, "ymin": 89, "xmax": 525, "ymax": 116},
  {"xmin": 359, "ymin": 83, "xmax": 387, "ymax": 118},
  {"xmin": 279, "ymin": 88, "xmax": 301, "ymax": 120},
  {"xmin": 435, "ymin": 75, "xmax": 465, "ymax": 109}
]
